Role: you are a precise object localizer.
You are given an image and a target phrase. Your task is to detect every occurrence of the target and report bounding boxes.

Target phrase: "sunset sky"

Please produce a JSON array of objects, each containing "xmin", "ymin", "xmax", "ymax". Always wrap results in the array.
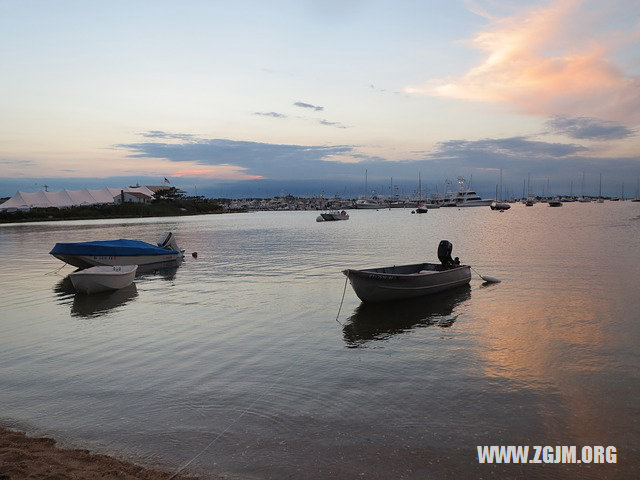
[{"xmin": 1, "ymin": 0, "xmax": 639, "ymax": 197}]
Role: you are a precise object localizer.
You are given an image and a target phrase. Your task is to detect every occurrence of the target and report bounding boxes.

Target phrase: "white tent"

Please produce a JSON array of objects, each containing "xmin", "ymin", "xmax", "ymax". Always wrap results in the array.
[{"xmin": 0, "ymin": 187, "xmax": 157, "ymax": 211}]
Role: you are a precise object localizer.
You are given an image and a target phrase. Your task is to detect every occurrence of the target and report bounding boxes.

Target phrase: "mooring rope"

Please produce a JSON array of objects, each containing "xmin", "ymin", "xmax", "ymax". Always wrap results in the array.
[
  {"xmin": 169, "ymin": 273, "xmax": 351, "ymax": 478},
  {"xmin": 44, "ymin": 262, "xmax": 68, "ymax": 276},
  {"xmin": 168, "ymin": 358, "xmax": 298, "ymax": 480},
  {"xmin": 335, "ymin": 272, "xmax": 349, "ymax": 326}
]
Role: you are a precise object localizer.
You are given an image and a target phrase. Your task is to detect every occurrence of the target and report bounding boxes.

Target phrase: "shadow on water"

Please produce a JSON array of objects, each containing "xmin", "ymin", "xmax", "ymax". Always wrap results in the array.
[
  {"xmin": 54, "ymin": 276, "xmax": 139, "ymax": 318},
  {"xmin": 343, "ymin": 285, "xmax": 471, "ymax": 348}
]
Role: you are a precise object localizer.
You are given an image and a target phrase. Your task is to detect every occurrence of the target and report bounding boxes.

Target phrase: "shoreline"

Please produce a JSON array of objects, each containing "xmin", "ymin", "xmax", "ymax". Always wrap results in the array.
[{"xmin": 0, "ymin": 426, "xmax": 208, "ymax": 479}]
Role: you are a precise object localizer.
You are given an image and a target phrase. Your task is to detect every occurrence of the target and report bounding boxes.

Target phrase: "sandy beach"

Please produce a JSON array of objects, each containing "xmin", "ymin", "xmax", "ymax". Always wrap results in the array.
[{"xmin": 0, "ymin": 427, "xmax": 202, "ymax": 480}]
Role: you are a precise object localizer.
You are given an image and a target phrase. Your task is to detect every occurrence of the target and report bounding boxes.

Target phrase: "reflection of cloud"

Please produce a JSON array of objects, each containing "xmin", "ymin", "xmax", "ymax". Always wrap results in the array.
[
  {"xmin": 407, "ymin": 1, "xmax": 640, "ymax": 123},
  {"xmin": 294, "ymin": 101, "xmax": 324, "ymax": 111},
  {"xmin": 545, "ymin": 116, "xmax": 634, "ymax": 140}
]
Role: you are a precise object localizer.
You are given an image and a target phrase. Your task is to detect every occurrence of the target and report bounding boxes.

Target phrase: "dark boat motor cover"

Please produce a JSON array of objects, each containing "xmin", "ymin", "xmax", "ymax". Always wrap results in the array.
[{"xmin": 438, "ymin": 240, "xmax": 460, "ymax": 269}]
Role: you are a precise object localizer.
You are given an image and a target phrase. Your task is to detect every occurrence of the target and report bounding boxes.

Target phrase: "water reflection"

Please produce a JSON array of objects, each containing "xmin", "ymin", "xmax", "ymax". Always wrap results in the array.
[
  {"xmin": 343, "ymin": 285, "xmax": 471, "ymax": 347},
  {"xmin": 53, "ymin": 276, "xmax": 139, "ymax": 318},
  {"xmin": 71, "ymin": 284, "xmax": 138, "ymax": 317}
]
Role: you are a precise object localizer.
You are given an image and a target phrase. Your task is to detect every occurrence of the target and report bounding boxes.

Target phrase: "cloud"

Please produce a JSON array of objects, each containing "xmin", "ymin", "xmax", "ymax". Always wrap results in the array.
[
  {"xmin": 254, "ymin": 111, "xmax": 287, "ymax": 118},
  {"xmin": 141, "ymin": 130, "xmax": 195, "ymax": 140},
  {"xmin": 544, "ymin": 115, "xmax": 634, "ymax": 140},
  {"xmin": 171, "ymin": 165, "xmax": 263, "ymax": 180},
  {"xmin": 294, "ymin": 101, "xmax": 324, "ymax": 111},
  {"xmin": 407, "ymin": 1, "xmax": 640, "ymax": 123},
  {"xmin": 116, "ymin": 135, "xmax": 359, "ymax": 179},
  {"xmin": 431, "ymin": 136, "xmax": 588, "ymax": 160},
  {"xmin": 318, "ymin": 119, "xmax": 348, "ymax": 129}
]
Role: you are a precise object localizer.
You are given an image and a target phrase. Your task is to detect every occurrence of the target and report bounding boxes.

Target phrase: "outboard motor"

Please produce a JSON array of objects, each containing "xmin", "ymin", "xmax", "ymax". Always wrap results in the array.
[
  {"xmin": 157, "ymin": 231, "xmax": 180, "ymax": 252},
  {"xmin": 438, "ymin": 240, "xmax": 460, "ymax": 269}
]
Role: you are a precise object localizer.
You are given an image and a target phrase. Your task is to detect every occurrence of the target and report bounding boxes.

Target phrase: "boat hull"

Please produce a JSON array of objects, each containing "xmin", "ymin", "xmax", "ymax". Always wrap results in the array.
[
  {"xmin": 320, "ymin": 213, "xmax": 349, "ymax": 221},
  {"xmin": 343, "ymin": 263, "xmax": 471, "ymax": 303},
  {"xmin": 53, "ymin": 253, "xmax": 182, "ymax": 269},
  {"xmin": 458, "ymin": 199, "xmax": 493, "ymax": 207},
  {"xmin": 70, "ymin": 265, "xmax": 137, "ymax": 294}
]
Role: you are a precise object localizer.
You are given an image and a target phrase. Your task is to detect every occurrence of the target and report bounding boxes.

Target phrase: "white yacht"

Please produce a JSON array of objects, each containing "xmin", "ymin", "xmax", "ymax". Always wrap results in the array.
[
  {"xmin": 354, "ymin": 197, "xmax": 382, "ymax": 209},
  {"xmin": 450, "ymin": 178, "xmax": 493, "ymax": 207}
]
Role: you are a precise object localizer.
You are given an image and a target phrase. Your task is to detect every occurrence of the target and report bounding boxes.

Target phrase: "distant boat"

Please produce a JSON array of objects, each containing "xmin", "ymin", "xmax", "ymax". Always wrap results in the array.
[
  {"xmin": 50, "ymin": 232, "xmax": 184, "ymax": 269},
  {"xmin": 490, "ymin": 170, "xmax": 511, "ymax": 210},
  {"xmin": 548, "ymin": 198, "xmax": 563, "ymax": 207},
  {"xmin": 317, "ymin": 210, "xmax": 349, "ymax": 221},
  {"xmin": 343, "ymin": 240, "xmax": 471, "ymax": 303},
  {"xmin": 70, "ymin": 265, "xmax": 137, "ymax": 294},
  {"xmin": 490, "ymin": 201, "xmax": 511, "ymax": 210},
  {"xmin": 451, "ymin": 177, "xmax": 493, "ymax": 207},
  {"xmin": 415, "ymin": 204, "xmax": 429, "ymax": 214},
  {"xmin": 354, "ymin": 197, "xmax": 382, "ymax": 209}
]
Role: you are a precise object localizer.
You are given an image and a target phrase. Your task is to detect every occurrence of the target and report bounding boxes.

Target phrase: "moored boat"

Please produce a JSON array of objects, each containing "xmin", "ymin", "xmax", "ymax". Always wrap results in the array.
[
  {"xmin": 70, "ymin": 265, "xmax": 137, "ymax": 294},
  {"xmin": 318, "ymin": 210, "xmax": 349, "ymax": 221},
  {"xmin": 343, "ymin": 241, "xmax": 471, "ymax": 303},
  {"xmin": 50, "ymin": 232, "xmax": 184, "ymax": 269}
]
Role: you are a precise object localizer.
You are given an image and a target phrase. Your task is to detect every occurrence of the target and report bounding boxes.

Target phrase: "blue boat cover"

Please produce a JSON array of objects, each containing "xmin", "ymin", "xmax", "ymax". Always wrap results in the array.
[{"xmin": 50, "ymin": 239, "xmax": 177, "ymax": 256}]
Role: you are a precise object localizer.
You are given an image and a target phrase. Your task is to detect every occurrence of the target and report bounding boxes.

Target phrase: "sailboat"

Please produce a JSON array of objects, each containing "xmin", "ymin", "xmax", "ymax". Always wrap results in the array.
[
  {"xmin": 597, "ymin": 173, "xmax": 604, "ymax": 203},
  {"xmin": 354, "ymin": 169, "xmax": 382, "ymax": 209},
  {"xmin": 578, "ymin": 172, "xmax": 590, "ymax": 202},
  {"xmin": 632, "ymin": 177, "xmax": 640, "ymax": 202},
  {"xmin": 490, "ymin": 169, "xmax": 510, "ymax": 210}
]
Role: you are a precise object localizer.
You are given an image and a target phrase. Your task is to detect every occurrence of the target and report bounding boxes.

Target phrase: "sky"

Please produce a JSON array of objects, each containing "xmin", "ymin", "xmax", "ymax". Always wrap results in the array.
[{"xmin": 1, "ymin": 0, "xmax": 639, "ymax": 198}]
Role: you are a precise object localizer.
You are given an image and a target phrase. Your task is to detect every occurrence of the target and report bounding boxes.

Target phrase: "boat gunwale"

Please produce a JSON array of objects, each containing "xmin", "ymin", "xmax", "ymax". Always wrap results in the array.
[{"xmin": 343, "ymin": 263, "xmax": 469, "ymax": 279}]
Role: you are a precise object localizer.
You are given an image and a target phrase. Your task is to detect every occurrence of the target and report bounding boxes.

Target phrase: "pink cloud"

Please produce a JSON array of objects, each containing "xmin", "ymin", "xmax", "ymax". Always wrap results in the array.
[{"xmin": 407, "ymin": 1, "xmax": 640, "ymax": 124}]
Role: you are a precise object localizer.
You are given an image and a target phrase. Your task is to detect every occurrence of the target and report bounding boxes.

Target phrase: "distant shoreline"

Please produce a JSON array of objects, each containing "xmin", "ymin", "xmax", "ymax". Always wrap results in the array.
[
  {"xmin": 0, "ymin": 198, "xmax": 242, "ymax": 224},
  {"xmin": 0, "ymin": 426, "xmax": 206, "ymax": 479}
]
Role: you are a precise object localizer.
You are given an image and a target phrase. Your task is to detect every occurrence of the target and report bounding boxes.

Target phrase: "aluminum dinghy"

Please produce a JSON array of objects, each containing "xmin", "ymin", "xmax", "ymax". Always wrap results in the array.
[{"xmin": 343, "ymin": 240, "xmax": 471, "ymax": 303}]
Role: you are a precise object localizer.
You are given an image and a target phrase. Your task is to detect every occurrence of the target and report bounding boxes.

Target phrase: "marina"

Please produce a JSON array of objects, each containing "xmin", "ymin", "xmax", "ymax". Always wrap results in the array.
[{"xmin": 1, "ymin": 204, "xmax": 639, "ymax": 479}]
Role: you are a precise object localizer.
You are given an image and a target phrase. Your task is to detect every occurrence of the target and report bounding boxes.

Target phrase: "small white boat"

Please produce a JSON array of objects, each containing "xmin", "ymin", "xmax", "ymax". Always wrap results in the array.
[
  {"xmin": 317, "ymin": 210, "xmax": 349, "ymax": 221},
  {"xmin": 343, "ymin": 241, "xmax": 471, "ymax": 303},
  {"xmin": 490, "ymin": 201, "xmax": 511, "ymax": 210},
  {"xmin": 70, "ymin": 265, "xmax": 138, "ymax": 294}
]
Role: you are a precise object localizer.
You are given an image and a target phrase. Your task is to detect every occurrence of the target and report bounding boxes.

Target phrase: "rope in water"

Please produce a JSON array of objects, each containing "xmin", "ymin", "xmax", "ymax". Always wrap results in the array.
[
  {"xmin": 335, "ymin": 272, "xmax": 349, "ymax": 326},
  {"xmin": 168, "ymin": 359, "xmax": 298, "ymax": 479},
  {"xmin": 44, "ymin": 262, "xmax": 68, "ymax": 276},
  {"xmin": 169, "ymin": 273, "xmax": 350, "ymax": 479}
]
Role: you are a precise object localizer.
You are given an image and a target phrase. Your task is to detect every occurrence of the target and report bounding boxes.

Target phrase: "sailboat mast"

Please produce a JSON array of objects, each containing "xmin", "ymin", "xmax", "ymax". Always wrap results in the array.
[
  {"xmin": 365, "ymin": 169, "xmax": 368, "ymax": 196},
  {"xmin": 599, "ymin": 173, "xmax": 602, "ymax": 198}
]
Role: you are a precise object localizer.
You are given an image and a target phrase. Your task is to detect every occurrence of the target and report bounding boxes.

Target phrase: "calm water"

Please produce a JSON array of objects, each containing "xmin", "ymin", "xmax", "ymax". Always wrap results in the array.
[{"xmin": 1, "ymin": 205, "xmax": 639, "ymax": 479}]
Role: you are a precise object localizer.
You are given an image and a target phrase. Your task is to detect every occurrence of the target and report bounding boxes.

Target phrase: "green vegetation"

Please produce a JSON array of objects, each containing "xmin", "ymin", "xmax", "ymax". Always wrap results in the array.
[{"xmin": 0, "ymin": 196, "xmax": 234, "ymax": 223}]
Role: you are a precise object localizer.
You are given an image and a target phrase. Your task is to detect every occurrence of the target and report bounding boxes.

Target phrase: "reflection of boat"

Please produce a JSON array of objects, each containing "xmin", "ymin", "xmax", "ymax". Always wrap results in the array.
[
  {"xmin": 70, "ymin": 265, "xmax": 137, "ymax": 294},
  {"xmin": 50, "ymin": 232, "xmax": 184, "ymax": 269},
  {"xmin": 343, "ymin": 285, "xmax": 471, "ymax": 347},
  {"xmin": 72, "ymin": 284, "xmax": 138, "ymax": 318},
  {"xmin": 317, "ymin": 210, "xmax": 349, "ymax": 221},
  {"xmin": 343, "ymin": 240, "xmax": 471, "ymax": 303}
]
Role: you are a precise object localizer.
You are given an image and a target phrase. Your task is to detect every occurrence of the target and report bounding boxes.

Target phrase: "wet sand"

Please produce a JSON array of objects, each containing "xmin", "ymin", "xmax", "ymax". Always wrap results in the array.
[{"xmin": 0, "ymin": 427, "xmax": 204, "ymax": 479}]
